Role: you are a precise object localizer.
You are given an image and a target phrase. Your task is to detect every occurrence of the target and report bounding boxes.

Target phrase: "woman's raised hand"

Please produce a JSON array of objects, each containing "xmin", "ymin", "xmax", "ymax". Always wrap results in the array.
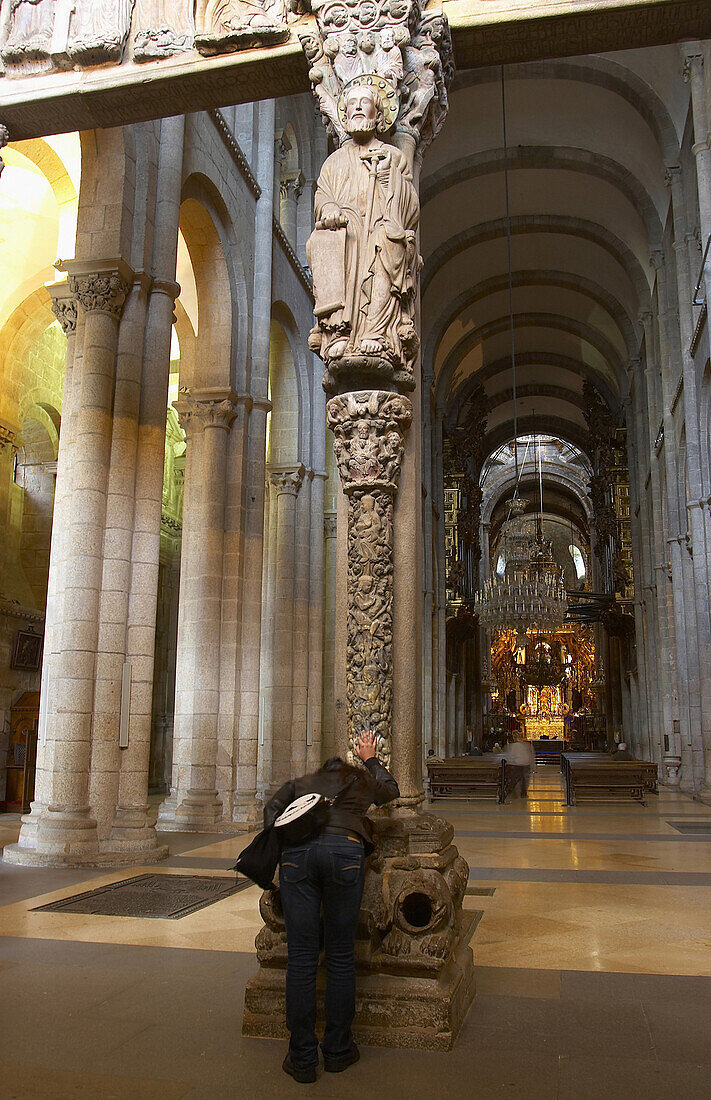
[{"xmin": 355, "ymin": 729, "xmax": 377, "ymax": 762}]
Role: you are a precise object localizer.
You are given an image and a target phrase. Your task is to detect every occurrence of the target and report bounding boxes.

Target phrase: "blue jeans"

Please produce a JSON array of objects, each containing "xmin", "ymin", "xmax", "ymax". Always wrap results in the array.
[{"xmin": 279, "ymin": 832, "xmax": 366, "ymax": 1069}]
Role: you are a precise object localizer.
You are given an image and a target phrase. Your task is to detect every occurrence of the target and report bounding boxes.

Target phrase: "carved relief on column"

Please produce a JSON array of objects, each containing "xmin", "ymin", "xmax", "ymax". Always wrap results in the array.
[
  {"xmin": 194, "ymin": 0, "xmax": 289, "ymax": 56},
  {"xmin": 133, "ymin": 0, "xmax": 195, "ymax": 61},
  {"xmin": 326, "ymin": 389, "xmax": 411, "ymax": 768},
  {"xmin": 68, "ymin": 271, "xmax": 129, "ymax": 319},
  {"xmin": 0, "ymin": 124, "xmax": 9, "ymax": 177}
]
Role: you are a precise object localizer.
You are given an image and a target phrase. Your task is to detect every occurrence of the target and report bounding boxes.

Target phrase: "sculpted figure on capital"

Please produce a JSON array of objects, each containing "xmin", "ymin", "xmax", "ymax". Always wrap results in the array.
[{"xmin": 306, "ymin": 78, "xmax": 420, "ymax": 391}]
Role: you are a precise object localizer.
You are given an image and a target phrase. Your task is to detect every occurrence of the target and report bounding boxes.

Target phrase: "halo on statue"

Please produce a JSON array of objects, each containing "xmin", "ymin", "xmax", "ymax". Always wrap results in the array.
[{"xmin": 338, "ymin": 73, "xmax": 400, "ymax": 134}]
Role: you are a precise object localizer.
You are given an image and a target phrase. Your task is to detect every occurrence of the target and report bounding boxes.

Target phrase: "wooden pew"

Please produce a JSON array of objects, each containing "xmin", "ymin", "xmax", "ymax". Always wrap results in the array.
[
  {"xmin": 561, "ymin": 754, "xmax": 658, "ymax": 805},
  {"xmin": 562, "ymin": 755, "xmax": 649, "ymax": 805},
  {"xmin": 427, "ymin": 757, "xmax": 505, "ymax": 803}
]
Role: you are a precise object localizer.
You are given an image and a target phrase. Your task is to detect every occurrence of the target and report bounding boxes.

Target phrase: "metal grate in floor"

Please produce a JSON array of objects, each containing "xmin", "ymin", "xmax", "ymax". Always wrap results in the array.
[
  {"xmin": 33, "ymin": 873, "xmax": 250, "ymax": 919},
  {"xmin": 667, "ymin": 821, "xmax": 711, "ymax": 834},
  {"xmin": 465, "ymin": 886, "xmax": 496, "ymax": 896}
]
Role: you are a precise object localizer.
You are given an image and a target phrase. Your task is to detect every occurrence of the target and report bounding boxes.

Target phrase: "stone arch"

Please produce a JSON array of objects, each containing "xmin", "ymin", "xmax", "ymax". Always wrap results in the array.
[
  {"xmin": 271, "ymin": 299, "xmax": 311, "ymax": 464},
  {"xmin": 0, "ymin": 288, "xmax": 63, "ymax": 427},
  {"xmin": 178, "ymin": 191, "xmax": 233, "ymax": 392},
  {"xmin": 15, "ymin": 402, "xmax": 60, "ymax": 609},
  {"xmin": 267, "ymin": 317, "xmax": 300, "ymax": 468},
  {"xmin": 76, "ymin": 127, "xmax": 137, "ymax": 262},
  {"xmin": 180, "ymin": 172, "xmax": 249, "ymax": 392}
]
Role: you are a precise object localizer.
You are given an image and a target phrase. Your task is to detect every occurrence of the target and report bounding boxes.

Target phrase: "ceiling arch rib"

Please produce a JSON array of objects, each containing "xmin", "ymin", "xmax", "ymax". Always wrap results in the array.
[
  {"xmin": 421, "ymin": 216, "xmax": 652, "ymax": 306},
  {"xmin": 437, "ymin": 313, "xmax": 629, "ymax": 409},
  {"xmin": 453, "ymin": 354, "xmax": 620, "ymax": 424},
  {"xmin": 447, "ymin": 55, "xmax": 679, "ymax": 166},
  {"xmin": 420, "ymin": 147, "xmax": 663, "ymax": 251},
  {"xmin": 425, "ymin": 270, "xmax": 638, "ymax": 373}
]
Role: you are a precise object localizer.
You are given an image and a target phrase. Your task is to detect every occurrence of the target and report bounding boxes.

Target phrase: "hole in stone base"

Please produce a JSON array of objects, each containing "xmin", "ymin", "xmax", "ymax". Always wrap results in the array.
[{"xmin": 401, "ymin": 891, "xmax": 433, "ymax": 929}]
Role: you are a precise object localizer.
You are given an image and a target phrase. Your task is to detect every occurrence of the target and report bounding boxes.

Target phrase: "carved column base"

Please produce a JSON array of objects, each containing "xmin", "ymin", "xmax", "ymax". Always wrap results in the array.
[
  {"xmin": 243, "ymin": 808, "xmax": 476, "ymax": 1050},
  {"xmin": 156, "ymin": 788, "xmax": 224, "ymax": 832},
  {"xmin": 232, "ymin": 793, "xmax": 264, "ymax": 829},
  {"xmin": 3, "ymin": 806, "xmax": 167, "ymax": 868}
]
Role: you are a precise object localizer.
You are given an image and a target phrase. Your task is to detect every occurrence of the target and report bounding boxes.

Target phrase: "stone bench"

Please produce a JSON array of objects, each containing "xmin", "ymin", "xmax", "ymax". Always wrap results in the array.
[{"xmin": 426, "ymin": 758, "xmax": 505, "ymax": 803}]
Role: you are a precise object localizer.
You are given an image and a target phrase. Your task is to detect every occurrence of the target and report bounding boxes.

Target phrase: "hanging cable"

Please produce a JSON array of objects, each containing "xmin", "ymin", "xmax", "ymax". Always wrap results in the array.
[{"xmin": 501, "ymin": 64, "xmax": 519, "ymax": 487}]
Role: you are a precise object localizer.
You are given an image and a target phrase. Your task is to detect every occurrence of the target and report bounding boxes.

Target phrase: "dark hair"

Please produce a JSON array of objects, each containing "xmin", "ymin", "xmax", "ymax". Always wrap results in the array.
[{"xmin": 319, "ymin": 756, "xmax": 367, "ymax": 783}]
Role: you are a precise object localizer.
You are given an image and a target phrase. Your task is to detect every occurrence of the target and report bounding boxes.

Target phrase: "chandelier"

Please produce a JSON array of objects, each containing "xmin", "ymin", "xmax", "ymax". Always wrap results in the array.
[{"xmin": 472, "ymin": 496, "xmax": 568, "ymax": 643}]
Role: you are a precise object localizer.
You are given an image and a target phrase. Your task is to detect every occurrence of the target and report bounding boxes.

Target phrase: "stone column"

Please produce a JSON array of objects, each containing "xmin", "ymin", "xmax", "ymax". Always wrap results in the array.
[
  {"xmin": 245, "ymin": 3, "xmax": 476, "ymax": 1050},
  {"xmin": 321, "ymin": 508, "xmax": 338, "ymax": 760},
  {"xmin": 157, "ymin": 390, "xmax": 237, "ymax": 830},
  {"xmin": 6, "ymin": 263, "xmax": 130, "ymax": 865},
  {"xmin": 233, "ymin": 98, "xmax": 276, "ymax": 824},
  {"xmin": 279, "ymin": 171, "xmax": 304, "ymax": 252},
  {"xmin": 268, "ymin": 464, "xmax": 305, "ymax": 787},
  {"xmin": 114, "ymin": 115, "xmax": 185, "ymax": 847},
  {"xmin": 307, "ymin": 470, "xmax": 327, "ymax": 771}
]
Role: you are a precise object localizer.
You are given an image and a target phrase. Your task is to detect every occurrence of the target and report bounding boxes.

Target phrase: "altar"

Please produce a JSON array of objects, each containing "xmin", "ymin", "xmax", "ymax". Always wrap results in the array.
[{"xmin": 523, "ymin": 717, "xmax": 565, "ymax": 741}]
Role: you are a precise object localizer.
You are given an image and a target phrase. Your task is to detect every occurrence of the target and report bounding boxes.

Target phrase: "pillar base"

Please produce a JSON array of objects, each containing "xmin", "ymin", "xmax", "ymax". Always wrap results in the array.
[
  {"xmin": 156, "ymin": 788, "xmax": 224, "ymax": 832},
  {"xmin": 232, "ymin": 792, "xmax": 263, "ymax": 829},
  {"xmin": 243, "ymin": 806, "xmax": 476, "ymax": 1051},
  {"xmin": 2, "ymin": 842, "xmax": 169, "ymax": 868}
]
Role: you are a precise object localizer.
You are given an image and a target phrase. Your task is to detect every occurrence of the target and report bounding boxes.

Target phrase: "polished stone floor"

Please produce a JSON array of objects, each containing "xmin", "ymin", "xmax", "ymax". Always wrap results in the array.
[{"xmin": 2, "ymin": 770, "xmax": 711, "ymax": 1097}]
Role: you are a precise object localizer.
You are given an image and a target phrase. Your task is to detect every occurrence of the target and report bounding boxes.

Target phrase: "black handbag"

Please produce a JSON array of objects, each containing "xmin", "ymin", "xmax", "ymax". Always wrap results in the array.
[
  {"xmin": 232, "ymin": 826, "xmax": 281, "ymax": 890},
  {"xmin": 274, "ymin": 777, "xmax": 356, "ymax": 846}
]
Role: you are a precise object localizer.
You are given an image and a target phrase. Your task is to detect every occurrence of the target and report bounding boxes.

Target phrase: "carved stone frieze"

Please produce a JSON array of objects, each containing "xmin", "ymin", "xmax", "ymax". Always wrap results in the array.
[
  {"xmin": 194, "ymin": 0, "xmax": 289, "ymax": 56},
  {"xmin": 327, "ymin": 390, "xmax": 411, "ymax": 767},
  {"xmin": 133, "ymin": 0, "xmax": 194, "ymax": 61},
  {"xmin": 1, "ymin": 0, "xmax": 55, "ymax": 77},
  {"xmin": 307, "ymin": 81, "xmax": 421, "ymax": 393},
  {"xmin": 299, "ymin": 0, "xmax": 452, "ymax": 152},
  {"xmin": 68, "ymin": 0, "xmax": 135, "ymax": 67},
  {"xmin": 69, "ymin": 272, "xmax": 129, "ymax": 319}
]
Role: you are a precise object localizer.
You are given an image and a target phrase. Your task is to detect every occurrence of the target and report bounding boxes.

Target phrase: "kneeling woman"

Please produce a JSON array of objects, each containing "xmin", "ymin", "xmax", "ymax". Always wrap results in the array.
[{"xmin": 264, "ymin": 730, "xmax": 399, "ymax": 1082}]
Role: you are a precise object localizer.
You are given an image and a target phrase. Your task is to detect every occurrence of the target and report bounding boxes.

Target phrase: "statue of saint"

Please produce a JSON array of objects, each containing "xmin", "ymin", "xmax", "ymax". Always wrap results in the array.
[
  {"xmin": 307, "ymin": 78, "xmax": 420, "ymax": 383},
  {"xmin": 2, "ymin": 0, "xmax": 54, "ymax": 75}
]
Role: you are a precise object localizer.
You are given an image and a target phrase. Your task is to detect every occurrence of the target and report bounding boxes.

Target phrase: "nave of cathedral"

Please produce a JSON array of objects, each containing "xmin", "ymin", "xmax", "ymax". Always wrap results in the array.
[{"xmin": 1, "ymin": 0, "xmax": 711, "ymax": 1092}]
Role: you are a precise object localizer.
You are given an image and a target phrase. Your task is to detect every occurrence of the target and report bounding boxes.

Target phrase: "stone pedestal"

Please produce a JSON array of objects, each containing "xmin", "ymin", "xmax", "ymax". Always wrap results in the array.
[{"xmin": 244, "ymin": 806, "xmax": 475, "ymax": 1049}]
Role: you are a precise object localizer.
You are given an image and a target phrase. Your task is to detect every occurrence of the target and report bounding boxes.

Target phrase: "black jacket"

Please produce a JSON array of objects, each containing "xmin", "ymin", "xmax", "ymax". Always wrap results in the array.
[{"xmin": 264, "ymin": 758, "xmax": 400, "ymax": 852}]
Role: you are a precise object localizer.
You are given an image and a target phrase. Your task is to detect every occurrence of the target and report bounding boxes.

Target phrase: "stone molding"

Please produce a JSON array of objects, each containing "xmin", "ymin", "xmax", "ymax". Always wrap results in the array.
[
  {"xmin": 0, "ymin": 422, "xmax": 16, "ymax": 451},
  {"xmin": 208, "ymin": 109, "xmax": 261, "ymax": 198},
  {"xmin": 268, "ymin": 463, "xmax": 306, "ymax": 496}
]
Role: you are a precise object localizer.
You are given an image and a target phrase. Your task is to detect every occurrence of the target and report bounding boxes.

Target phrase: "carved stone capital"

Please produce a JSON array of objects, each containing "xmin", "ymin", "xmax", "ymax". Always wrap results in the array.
[
  {"xmin": 324, "ymin": 512, "xmax": 337, "ymax": 538},
  {"xmin": 280, "ymin": 170, "xmax": 305, "ymax": 202},
  {"xmin": 327, "ymin": 390, "xmax": 412, "ymax": 495},
  {"xmin": 49, "ymin": 287, "xmax": 77, "ymax": 336},
  {"xmin": 269, "ymin": 464, "xmax": 306, "ymax": 496},
  {"xmin": 300, "ymin": 1, "xmax": 452, "ymax": 153},
  {"xmin": 68, "ymin": 271, "xmax": 129, "ymax": 318},
  {"xmin": 174, "ymin": 389, "xmax": 238, "ymax": 434}
]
